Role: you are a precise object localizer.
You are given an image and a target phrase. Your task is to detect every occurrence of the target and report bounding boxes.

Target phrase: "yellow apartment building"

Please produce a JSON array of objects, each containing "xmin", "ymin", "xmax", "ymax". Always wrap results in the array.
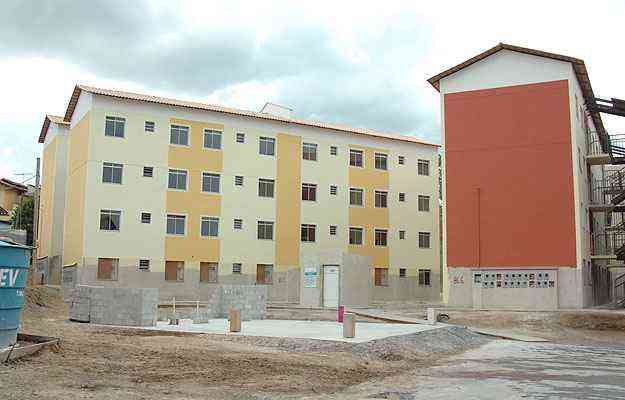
[{"xmin": 37, "ymin": 85, "xmax": 440, "ymax": 304}]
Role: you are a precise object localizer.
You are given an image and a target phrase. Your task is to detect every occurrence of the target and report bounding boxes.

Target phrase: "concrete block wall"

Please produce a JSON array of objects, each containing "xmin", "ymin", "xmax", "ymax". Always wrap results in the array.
[{"xmin": 67, "ymin": 285, "xmax": 158, "ymax": 326}]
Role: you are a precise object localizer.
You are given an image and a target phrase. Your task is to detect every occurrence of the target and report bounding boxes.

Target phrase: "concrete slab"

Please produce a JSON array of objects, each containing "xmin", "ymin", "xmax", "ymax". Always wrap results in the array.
[{"xmin": 129, "ymin": 318, "xmax": 443, "ymax": 343}]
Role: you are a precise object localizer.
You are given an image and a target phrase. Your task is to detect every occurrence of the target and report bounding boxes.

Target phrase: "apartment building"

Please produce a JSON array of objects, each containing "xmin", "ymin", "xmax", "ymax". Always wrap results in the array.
[
  {"xmin": 430, "ymin": 43, "xmax": 621, "ymax": 310},
  {"xmin": 37, "ymin": 85, "xmax": 440, "ymax": 304}
]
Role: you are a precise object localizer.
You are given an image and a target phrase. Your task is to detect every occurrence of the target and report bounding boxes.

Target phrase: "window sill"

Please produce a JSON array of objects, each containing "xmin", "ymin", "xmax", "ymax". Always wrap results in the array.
[{"xmin": 169, "ymin": 143, "xmax": 191, "ymax": 148}]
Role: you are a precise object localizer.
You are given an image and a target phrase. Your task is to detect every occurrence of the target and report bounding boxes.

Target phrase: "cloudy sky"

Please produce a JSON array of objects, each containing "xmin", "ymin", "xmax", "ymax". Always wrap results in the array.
[{"xmin": 1, "ymin": 0, "xmax": 625, "ymax": 182}]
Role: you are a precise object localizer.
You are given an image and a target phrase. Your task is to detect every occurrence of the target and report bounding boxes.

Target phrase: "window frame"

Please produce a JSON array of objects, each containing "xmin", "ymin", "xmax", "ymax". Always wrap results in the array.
[
  {"xmin": 140, "ymin": 212, "xmax": 151, "ymax": 224},
  {"xmin": 99, "ymin": 209, "xmax": 121, "ymax": 232},
  {"xmin": 233, "ymin": 218, "xmax": 243, "ymax": 230},
  {"xmin": 203, "ymin": 129, "xmax": 223, "ymax": 150},
  {"xmin": 232, "ymin": 263, "xmax": 242, "ymax": 274},
  {"xmin": 329, "ymin": 225, "xmax": 337, "ymax": 236},
  {"xmin": 165, "ymin": 261, "xmax": 185, "ymax": 282},
  {"xmin": 102, "ymin": 162, "xmax": 123, "ymax": 185},
  {"xmin": 330, "ymin": 145, "xmax": 338, "ymax": 156},
  {"xmin": 169, "ymin": 124, "xmax": 190, "ymax": 147},
  {"xmin": 418, "ymin": 232, "xmax": 431, "ymax": 249},
  {"xmin": 138, "ymin": 259, "xmax": 150, "ymax": 271},
  {"xmin": 418, "ymin": 269, "xmax": 431, "ymax": 286},
  {"xmin": 374, "ymin": 153, "xmax": 388, "ymax": 170},
  {"xmin": 200, "ymin": 216, "xmax": 220, "ymax": 238},
  {"xmin": 399, "ymin": 268, "xmax": 407, "ymax": 278},
  {"xmin": 302, "ymin": 183, "xmax": 317, "ymax": 202},
  {"xmin": 417, "ymin": 159, "xmax": 430, "ymax": 176},
  {"xmin": 143, "ymin": 166, "xmax": 154, "ymax": 178},
  {"xmin": 168, "ymin": 168, "xmax": 188, "ymax": 191},
  {"xmin": 374, "ymin": 190, "xmax": 388, "ymax": 208},
  {"xmin": 104, "ymin": 116, "xmax": 125, "ymax": 138},
  {"xmin": 200, "ymin": 262, "xmax": 219, "ymax": 283},
  {"xmin": 302, "ymin": 142, "xmax": 318, "ymax": 161},
  {"xmin": 201, "ymin": 172, "xmax": 221, "ymax": 194},
  {"xmin": 258, "ymin": 178, "xmax": 275, "ymax": 198},
  {"xmin": 399, "ymin": 230, "xmax": 406, "ymax": 240},
  {"xmin": 256, "ymin": 264, "xmax": 274, "ymax": 285},
  {"xmin": 257, "ymin": 220, "xmax": 274, "ymax": 240},
  {"xmin": 259, "ymin": 136, "xmax": 276, "ymax": 156},
  {"xmin": 301, "ymin": 223, "xmax": 316, "ymax": 243},
  {"xmin": 418, "ymin": 195, "xmax": 430, "ymax": 212},
  {"xmin": 329, "ymin": 185, "xmax": 338, "ymax": 196},
  {"xmin": 234, "ymin": 175, "xmax": 244, "ymax": 186},
  {"xmin": 398, "ymin": 155, "xmax": 405, "ymax": 165},
  {"xmin": 144, "ymin": 121, "xmax": 155, "ymax": 133},
  {"xmin": 349, "ymin": 227, "xmax": 364, "ymax": 245},
  {"xmin": 349, "ymin": 187, "xmax": 364, "ymax": 207},
  {"xmin": 166, "ymin": 214, "xmax": 187, "ymax": 236},
  {"xmin": 349, "ymin": 149, "xmax": 364, "ymax": 168},
  {"xmin": 236, "ymin": 132, "xmax": 245, "ymax": 143},
  {"xmin": 374, "ymin": 228, "xmax": 388, "ymax": 247},
  {"xmin": 374, "ymin": 267, "xmax": 389, "ymax": 287},
  {"xmin": 399, "ymin": 192, "xmax": 406, "ymax": 202}
]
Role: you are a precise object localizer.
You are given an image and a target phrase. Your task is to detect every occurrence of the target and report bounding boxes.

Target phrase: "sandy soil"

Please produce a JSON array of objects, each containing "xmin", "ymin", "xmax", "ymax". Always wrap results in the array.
[{"xmin": 0, "ymin": 287, "xmax": 485, "ymax": 400}]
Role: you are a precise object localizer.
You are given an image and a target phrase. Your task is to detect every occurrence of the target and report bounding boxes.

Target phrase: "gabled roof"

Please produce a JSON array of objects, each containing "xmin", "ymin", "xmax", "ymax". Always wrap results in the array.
[
  {"xmin": 38, "ymin": 114, "xmax": 69, "ymax": 143},
  {"xmin": 427, "ymin": 43, "xmax": 605, "ymax": 136},
  {"xmin": 49, "ymin": 84, "xmax": 438, "ymax": 147},
  {"xmin": 0, "ymin": 178, "xmax": 27, "ymax": 193}
]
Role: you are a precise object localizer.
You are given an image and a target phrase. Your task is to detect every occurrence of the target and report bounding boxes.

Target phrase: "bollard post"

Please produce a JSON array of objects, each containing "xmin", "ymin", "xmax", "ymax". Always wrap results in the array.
[
  {"xmin": 229, "ymin": 309, "xmax": 241, "ymax": 332},
  {"xmin": 337, "ymin": 305, "xmax": 345, "ymax": 323},
  {"xmin": 343, "ymin": 313, "xmax": 355, "ymax": 338},
  {"xmin": 426, "ymin": 307, "xmax": 437, "ymax": 325}
]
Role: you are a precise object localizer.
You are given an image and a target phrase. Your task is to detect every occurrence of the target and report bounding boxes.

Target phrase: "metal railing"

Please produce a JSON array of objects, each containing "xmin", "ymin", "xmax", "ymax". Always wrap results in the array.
[
  {"xmin": 614, "ymin": 273, "xmax": 625, "ymax": 307},
  {"xmin": 590, "ymin": 168, "xmax": 625, "ymax": 205},
  {"xmin": 586, "ymin": 131, "xmax": 625, "ymax": 159},
  {"xmin": 592, "ymin": 230, "xmax": 625, "ymax": 257}
]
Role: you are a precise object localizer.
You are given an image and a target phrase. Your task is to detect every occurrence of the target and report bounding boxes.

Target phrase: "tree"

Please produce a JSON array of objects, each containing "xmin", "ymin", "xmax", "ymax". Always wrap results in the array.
[{"xmin": 11, "ymin": 196, "xmax": 34, "ymax": 245}]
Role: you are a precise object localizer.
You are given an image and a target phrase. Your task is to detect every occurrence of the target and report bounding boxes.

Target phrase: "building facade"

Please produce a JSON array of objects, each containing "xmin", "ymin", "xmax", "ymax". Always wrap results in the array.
[
  {"xmin": 430, "ymin": 43, "xmax": 618, "ymax": 310},
  {"xmin": 37, "ymin": 85, "xmax": 440, "ymax": 304}
]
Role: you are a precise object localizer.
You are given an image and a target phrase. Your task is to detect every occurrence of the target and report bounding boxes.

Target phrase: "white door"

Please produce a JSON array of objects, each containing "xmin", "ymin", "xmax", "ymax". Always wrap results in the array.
[{"xmin": 323, "ymin": 265, "xmax": 340, "ymax": 308}]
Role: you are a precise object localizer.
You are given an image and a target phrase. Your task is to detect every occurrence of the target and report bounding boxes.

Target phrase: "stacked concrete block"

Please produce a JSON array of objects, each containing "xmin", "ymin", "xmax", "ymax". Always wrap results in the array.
[{"xmin": 66, "ymin": 285, "xmax": 158, "ymax": 327}]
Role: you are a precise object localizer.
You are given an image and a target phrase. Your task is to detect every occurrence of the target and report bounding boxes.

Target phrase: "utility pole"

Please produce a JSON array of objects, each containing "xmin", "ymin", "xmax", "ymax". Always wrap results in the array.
[{"xmin": 30, "ymin": 157, "xmax": 40, "ymax": 285}]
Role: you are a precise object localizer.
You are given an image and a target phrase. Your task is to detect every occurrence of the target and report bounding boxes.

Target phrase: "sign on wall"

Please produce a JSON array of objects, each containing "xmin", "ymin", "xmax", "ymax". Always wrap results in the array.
[{"xmin": 304, "ymin": 267, "xmax": 317, "ymax": 288}]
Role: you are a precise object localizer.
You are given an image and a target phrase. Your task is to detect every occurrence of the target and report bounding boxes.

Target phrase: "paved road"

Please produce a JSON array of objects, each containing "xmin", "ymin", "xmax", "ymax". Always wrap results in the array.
[{"xmin": 315, "ymin": 340, "xmax": 625, "ymax": 400}]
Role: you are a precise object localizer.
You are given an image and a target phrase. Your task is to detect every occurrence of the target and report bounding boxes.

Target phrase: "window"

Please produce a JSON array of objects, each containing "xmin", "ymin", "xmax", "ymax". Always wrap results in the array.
[
  {"xmin": 138, "ymin": 259, "xmax": 150, "ymax": 271},
  {"xmin": 168, "ymin": 169, "xmax": 187, "ymax": 190},
  {"xmin": 166, "ymin": 214, "xmax": 186, "ymax": 235},
  {"xmin": 418, "ymin": 232, "xmax": 431, "ymax": 249},
  {"xmin": 375, "ymin": 191, "xmax": 388, "ymax": 208},
  {"xmin": 418, "ymin": 159, "xmax": 430, "ymax": 176},
  {"xmin": 203, "ymin": 129, "xmax": 222, "ymax": 149},
  {"xmin": 330, "ymin": 146, "xmax": 338, "ymax": 156},
  {"xmin": 202, "ymin": 172, "xmax": 221, "ymax": 193},
  {"xmin": 398, "ymin": 155, "xmax": 405, "ymax": 165},
  {"xmin": 259, "ymin": 136, "xmax": 275, "ymax": 156},
  {"xmin": 165, "ymin": 261, "xmax": 184, "ymax": 281},
  {"xmin": 200, "ymin": 216, "xmax": 219, "ymax": 237},
  {"xmin": 301, "ymin": 224, "xmax": 316, "ymax": 242},
  {"xmin": 105, "ymin": 116, "xmax": 125, "ymax": 138},
  {"xmin": 302, "ymin": 183, "xmax": 317, "ymax": 201},
  {"xmin": 374, "ymin": 268, "xmax": 388, "ymax": 286},
  {"xmin": 349, "ymin": 149, "xmax": 363, "ymax": 167},
  {"xmin": 349, "ymin": 227, "xmax": 363, "ymax": 245},
  {"xmin": 170, "ymin": 124, "xmax": 189, "ymax": 146},
  {"xmin": 399, "ymin": 268, "xmax": 407, "ymax": 278},
  {"xmin": 399, "ymin": 230, "xmax": 406, "ymax": 240},
  {"xmin": 236, "ymin": 132, "xmax": 245, "ymax": 143},
  {"xmin": 349, "ymin": 188, "xmax": 364, "ymax": 206},
  {"xmin": 258, "ymin": 178, "xmax": 275, "ymax": 198},
  {"xmin": 399, "ymin": 192, "xmax": 406, "ymax": 202},
  {"xmin": 100, "ymin": 210, "xmax": 121, "ymax": 231},
  {"xmin": 144, "ymin": 121, "xmax": 155, "ymax": 133},
  {"xmin": 232, "ymin": 263, "xmax": 242, "ymax": 274},
  {"xmin": 418, "ymin": 195, "xmax": 430, "ymax": 212},
  {"xmin": 257, "ymin": 220, "xmax": 274, "ymax": 240},
  {"xmin": 375, "ymin": 153, "xmax": 388, "ymax": 170},
  {"xmin": 418, "ymin": 269, "xmax": 431, "ymax": 286},
  {"xmin": 200, "ymin": 262, "xmax": 218, "ymax": 283},
  {"xmin": 302, "ymin": 142, "xmax": 318, "ymax": 161},
  {"xmin": 329, "ymin": 185, "xmax": 338, "ymax": 196},
  {"xmin": 375, "ymin": 229, "xmax": 388, "ymax": 246},
  {"xmin": 256, "ymin": 264, "xmax": 273, "ymax": 284},
  {"xmin": 329, "ymin": 225, "xmax": 337, "ymax": 236},
  {"xmin": 143, "ymin": 166, "xmax": 153, "ymax": 177},
  {"xmin": 102, "ymin": 162, "xmax": 123, "ymax": 184},
  {"xmin": 97, "ymin": 258, "xmax": 118, "ymax": 280},
  {"xmin": 141, "ymin": 212, "xmax": 151, "ymax": 224},
  {"xmin": 233, "ymin": 218, "xmax": 243, "ymax": 230},
  {"xmin": 234, "ymin": 175, "xmax": 244, "ymax": 186}
]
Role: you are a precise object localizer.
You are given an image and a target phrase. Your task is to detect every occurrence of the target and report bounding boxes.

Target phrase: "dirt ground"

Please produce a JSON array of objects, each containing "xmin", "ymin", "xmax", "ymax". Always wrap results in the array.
[{"xmin": 0, "ymin": 287, "xmax": 485, "ymax": 400}]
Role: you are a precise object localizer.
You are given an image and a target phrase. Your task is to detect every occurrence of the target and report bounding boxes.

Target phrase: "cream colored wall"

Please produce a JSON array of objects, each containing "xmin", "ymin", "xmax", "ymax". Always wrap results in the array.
[
  {"xmin": 83, "ymin": 95, "xmax": 440, "ymax": 291},
  {"xmin": 37, "ymin": 134, "xmax": 57, "ymax": 257},
  {"xmin": 0, "ymin": 186, "xmax": 21, "ymax": 223},
  {"xmin": 82, "ymin": 102, "xmax": 169, "ymax": 271}
]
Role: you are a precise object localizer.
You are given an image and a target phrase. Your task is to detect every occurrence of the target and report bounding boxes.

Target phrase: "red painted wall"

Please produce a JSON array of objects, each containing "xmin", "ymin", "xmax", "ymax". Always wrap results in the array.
[{"xmin": 444, "ymin": 80, "xmax": 576, "ymax": 268}]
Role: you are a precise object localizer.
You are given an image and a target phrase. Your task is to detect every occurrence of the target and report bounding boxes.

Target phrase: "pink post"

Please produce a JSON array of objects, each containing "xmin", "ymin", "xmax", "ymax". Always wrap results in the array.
[{"xmin": 338, "ymin": 305, "xmax": 345, "ymax": 323}]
